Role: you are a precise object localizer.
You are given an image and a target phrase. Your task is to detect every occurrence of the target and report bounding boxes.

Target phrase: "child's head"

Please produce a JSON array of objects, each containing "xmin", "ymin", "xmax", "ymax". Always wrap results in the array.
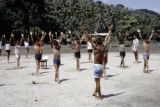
[
  {"xmin": 16, "ymin": 41, "xmax": 19, "ymax": 45},
  {"xmin": 96, "ymin": 38, "xmax": 102, "ymax": 46}
]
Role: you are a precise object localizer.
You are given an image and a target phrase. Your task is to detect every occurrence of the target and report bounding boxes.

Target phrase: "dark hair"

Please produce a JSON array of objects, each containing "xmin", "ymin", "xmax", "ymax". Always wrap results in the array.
[
  {"xmin": 53, "ymin": 40, "xmax": 58, "ymax": 46},
  {"xmin": 142, "ymin": 34, "xmax": 148, "ymax": 40},
  {"xmin": 96, "ymin": 38, "xmax": 102, "ymax": 45}
]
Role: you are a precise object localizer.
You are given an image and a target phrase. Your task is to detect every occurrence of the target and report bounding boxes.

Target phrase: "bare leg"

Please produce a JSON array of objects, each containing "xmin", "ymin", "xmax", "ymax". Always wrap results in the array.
[
  {"xmin": 26, "ymin": 49, "xmax": 29, "ymax": 58},
  {"xmin": 54, "ymin": 65, "xmax": 60, "ymax": 83},
  {"xmin": 146, "ymin": 61, "xmax": 149, "ymax": 73},
  {"xmin": 143, "ymin": 61, "xmax": 146, "ymax": 72},
  {"xmin": 76, "ymin": 58, "xmax": 80, "ymax": 71},
  {"xmin": 36, "ymin": 61, "xmax": 40, "ymax": 75},
  {"xmin": 93, "ymin": 78, "xmax": 98, "ymax": 97},
  {"xmin": 0, "ymin": 49, "xmax": 1, "ymax": 56},
  {"xmin": 89, "ymin": 52, "xmax": 92, "ymax": 62},
  {"xmin": 17, "ymin": 58, "xmax": 20, "ymax": 68},
  {"xmin": 96, "ymin": 78, "xmax": 103, "ymax": 99},
  {"xmin": 7, "ymin": 52, "xmax": 10, "ymax": 63},
  {"xmin": 122, "ymin": 57, "xmax": 125, "ymax": 67},
  {"xmin": 136, "ymin": 51, "xmax": 139, "ymax": 63}
]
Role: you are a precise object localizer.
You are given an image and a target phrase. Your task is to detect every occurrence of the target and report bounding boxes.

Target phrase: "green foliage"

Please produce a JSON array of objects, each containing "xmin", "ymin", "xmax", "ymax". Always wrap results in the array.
[{"xmin": 0, "ymin": 0, "xmax": 160, "ymax": 40}]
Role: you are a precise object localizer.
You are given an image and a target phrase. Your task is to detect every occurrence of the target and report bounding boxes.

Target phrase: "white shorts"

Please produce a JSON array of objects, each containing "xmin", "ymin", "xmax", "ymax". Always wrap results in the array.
[{"xmin": 93, "ymin": 64, "xmax": 104, "ymax": 78}]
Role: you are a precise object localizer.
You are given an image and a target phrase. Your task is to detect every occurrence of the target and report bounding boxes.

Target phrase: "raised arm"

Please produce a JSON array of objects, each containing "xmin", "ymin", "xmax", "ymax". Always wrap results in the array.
[
  {"xmin": 3, "ymin": 35, "xmax": 6, "ymax": 44},
  {"xmin": 48, "ymin": 31, "xmax": 52, "ymax": 43},
  {"xmin": 30, "ymin": 32, "xmax": 34, "ymax": 44},
  {"xmin": 1, "ymin": 35, "xmax": 5, "ymax": 42},
  {"xmin": 148, "ymin": 30, "xmax": 155, "ymax": 41},
  {"xmin": 137, "ymin": 29, "xmax": 143, "ymax": 41},
  {"xmin": 58, "ymin": 32, "xmax": 64, "ymax": 45},
  {"xmin": 20, "ymin": 34, "xmax": 24, "ymax": 46},
  {"xmin": 103, "ymin": 25, "xmax": 112, "ymax": 47},
  {"xmin": 40, "ymin": 31, "xmax": 46, "ymax": 41},
  {"xmin": 10, "ymin": 33, "xmax": 14, "ymax": 44}
]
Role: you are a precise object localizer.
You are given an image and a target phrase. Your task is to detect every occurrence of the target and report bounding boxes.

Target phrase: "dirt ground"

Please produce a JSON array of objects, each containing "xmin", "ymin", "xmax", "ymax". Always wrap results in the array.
[{"xmin": 0, "ymin": 48, "xmax": 160, "ymax": 107}]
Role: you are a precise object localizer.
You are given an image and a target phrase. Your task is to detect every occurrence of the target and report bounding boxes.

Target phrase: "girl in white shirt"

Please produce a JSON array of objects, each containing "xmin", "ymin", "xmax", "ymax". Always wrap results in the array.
[
  {"xmin": 132, "ymin": 34, "xmax": 139, "ymax": 63},
  {"xmin": 87, "ymin": 40, "xmax": 93, "ymax": 62},
  {"xmin": 23, "ymin": 33, "xmax": 30, "ymax": 58},
  {"xmin": 15, "ymin": 38, "xmax": 23, "ymax": 68},
  {"xmin": 0, "ymin": 36, "xmax": 5, "ymax": 56},
  {"xmin": 5, "ymin": 34, "xmax": 14, "ymax": 63}
]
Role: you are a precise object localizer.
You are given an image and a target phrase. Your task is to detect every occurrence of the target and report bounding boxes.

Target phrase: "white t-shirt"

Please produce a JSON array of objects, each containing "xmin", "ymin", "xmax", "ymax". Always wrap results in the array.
[
  {"xmin": 5, "ymin": 44, "xmax": 10, "ymax": 50},
  {"xmin": 87, "ymin": 42, "xmax": 92, "ymax": 50},
  {"xmin": 0, "ymin": 41, "xmax": 2, "ymax": 49},
  {"xmin": 132, "ymin": 38, "xmax": 139, "ymax": 51},
  {"xmin": 24, "ymin": 41, "xmax": 29, "ymax": 48}
]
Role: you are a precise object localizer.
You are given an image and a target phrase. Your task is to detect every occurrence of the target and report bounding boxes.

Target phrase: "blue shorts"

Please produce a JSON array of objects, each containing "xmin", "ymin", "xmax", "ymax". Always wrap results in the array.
[
  {"xmin": 93, "ymin": 64, "xmax": 104, "ymax": 78},
  {"xmin": 53, "ymin": 58, "xmax": 61, "ymax": 65},
  {"xmin": 143, "ymin": 53, "xmax": 149, "ymax": 61}
]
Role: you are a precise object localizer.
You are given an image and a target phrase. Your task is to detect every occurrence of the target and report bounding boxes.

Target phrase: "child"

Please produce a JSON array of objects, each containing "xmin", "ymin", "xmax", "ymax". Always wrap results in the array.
[
  {"xmin": 83, "ymin": 24, "xmax": 112, "ymax": 99},
  {"xmin": 14, "ymin": 34, "xmax": 23, "ymax": 68},
  {"xmin": 137, "ymin": 29, "xmax": 155, "ymax": 73},
  {"xmin": 117, "ymin": 31, "xmax": 127, "ymax": 68},
  {"xmin": 0, "ymin": 35, "xmax": 5, "ymax": 56},
  {"xmin": 87, "ymin": 40, "xmax": 93, "ymax": 62},
  {"xmin": 23, "ymin": 33, "xmax": 30, "ymax": 58},
  {"xmin": 73, "ymin": 38, "xmax": 81, "ymax": 72},
  {"xmin": 103, "ymin": 33, "xmax": 110, "ymax": 79},
  {"xmin": 4, "ymin": 34, "xmax": 14, "ymax": 63},
  {"xmin": 132, "ymin": 33, "xmax": 139, "ymax": 63},
  {"xmin": 49, "ymin": 32, "xmax": 64, "ymax": 84}
]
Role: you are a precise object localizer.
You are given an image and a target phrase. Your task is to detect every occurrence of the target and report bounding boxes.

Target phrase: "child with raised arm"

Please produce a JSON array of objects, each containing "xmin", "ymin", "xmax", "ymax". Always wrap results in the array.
[
  {"xmin": 0, "ymin": 35, "xmax": 5, "ymax": 56},
  {"xmin": 14, "ymin": 34, "xmax": 23, "ymax": 68},
  {"xmin": 87, "ymin": 39, "xmax": 93, "ymax": 62},
  {"xmin": 23, "ymin": 33, "xmax": 30, "ymax": 58},
  {"xmin": 84, "ymin": 25, "xmax": 112, "ymax": 99},
  {"xmin": 33, "ymin": 31, "xmax": 46, "ymax": 75},
  {"xmin": 4, "ymin": 34, "xmax": 14, "ymax": 63},
  {"xmin": 103, "ymin": 33, "xmax": 111, "ymax": 79},
  {"xmin": 117, "ymin": 31, "xmax": 127, "ymax": 68},
  {"xmin": 132, "ymin": 33, "xmax": 139, "ymax": 63},
  {"xmin": 73, "ymin": 37, "xmax": 81, "ymax": 72},
  {"xmin": 137, "ymin": 29, "xmax": 155, "ymax": 73},
  {"xmin": 49, "ymin": 32, "xmax": 64, "ymax": 84}
]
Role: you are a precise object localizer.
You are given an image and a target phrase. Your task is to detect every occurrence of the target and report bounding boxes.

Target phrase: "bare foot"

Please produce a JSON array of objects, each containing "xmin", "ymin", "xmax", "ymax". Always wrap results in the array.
[
  {"xmin": 57, "ymin": 81, "xmax": 61, "ymax": 84},
  {"xmin": 104, "ymin": 76, "xmax": 108, "ymax": 80},
  {"xmin": 92, "ymin": 93, "xmax": 97, "ymax": 97},
  {"xmin": 97, "ymin": 96, "xmax": 103, "ymax": 100}
]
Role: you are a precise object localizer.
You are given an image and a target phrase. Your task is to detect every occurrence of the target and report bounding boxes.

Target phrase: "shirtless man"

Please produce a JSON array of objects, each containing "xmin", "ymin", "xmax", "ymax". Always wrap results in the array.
[
  {"xmin": 49, "ymin": 32, "xmax": 64, "ymax": 84},
  {"xmin": 137, "ymin": 29, "xmax": 155, "ymax": 73},
  {"xmin": 4, "ymin": 34, "xmax": 14, "ymax": 63},
  {"xmin": 132, "ymin": 33, "xmax": 139, "ymax": 63},
  {"xmin": 84, "ymin": 25, "xmax": 112, "ymax": 99},
  {"xmin": 14, "ymin": 34, "xmax": 23, "ymax": 68},
  {"xmin": 117, "ymin": 31, "xmax": 127, "ymax": 68}
]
